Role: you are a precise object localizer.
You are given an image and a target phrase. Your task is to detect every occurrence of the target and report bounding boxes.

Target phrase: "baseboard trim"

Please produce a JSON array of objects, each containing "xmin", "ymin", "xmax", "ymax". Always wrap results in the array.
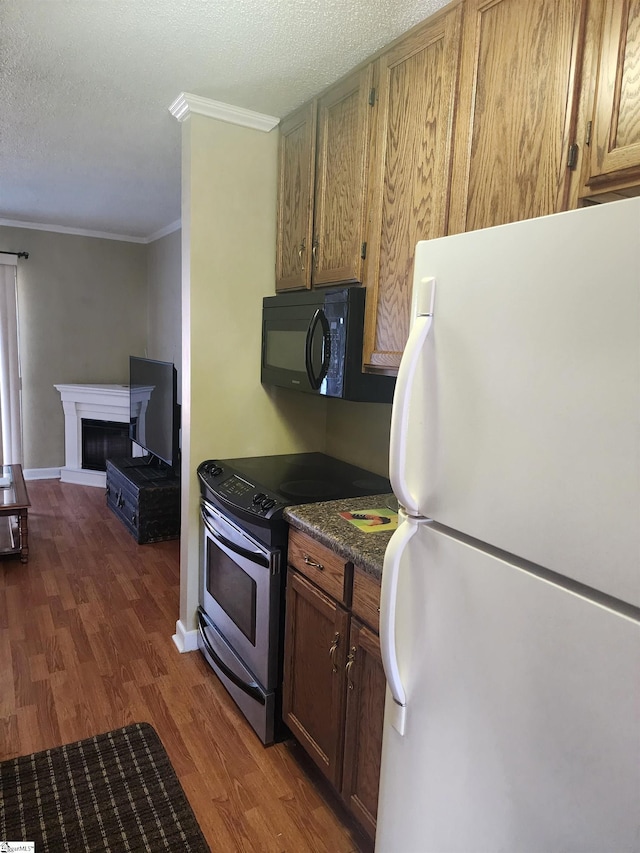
[
  {"xmin": 59, "ymin": 467, "xmax": 106, "ymax": 488},
  {"xmin": 23, "ymin": 467, "xmax": 61, "ymax": 480},
  {"xmin": 172, "ymin": 619, "xmax": 199, "ymax": 653}
]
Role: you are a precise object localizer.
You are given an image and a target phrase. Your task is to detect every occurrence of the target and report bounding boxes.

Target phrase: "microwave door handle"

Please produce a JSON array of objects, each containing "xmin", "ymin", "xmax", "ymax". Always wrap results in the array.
[
  {"xmin": 318, "ymin": 308, "xmax": 331, "ymax": 383},
  {"xmin": 305, "ymin": 308, "xmax": 330, "ymax": 390},
  {"xmin": 201, "ymin": 507, "xmax": 270, "ymax": 568},
  {"xmin": 305, "ymin": 309, "xmax": 321, "ymax": 389}
]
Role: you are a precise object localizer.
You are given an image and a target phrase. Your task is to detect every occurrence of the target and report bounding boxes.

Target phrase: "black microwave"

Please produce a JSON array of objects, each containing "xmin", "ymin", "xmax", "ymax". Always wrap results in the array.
[{"xmin": 261, "ymin": 286, "xmax": 395, "ymax": 403}]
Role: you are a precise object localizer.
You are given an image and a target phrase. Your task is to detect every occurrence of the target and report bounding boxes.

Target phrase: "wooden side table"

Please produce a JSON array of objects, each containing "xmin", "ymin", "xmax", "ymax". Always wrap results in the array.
[{"xmin": 0, "ymin": 464, "xmax": 31, "ymax": 563}]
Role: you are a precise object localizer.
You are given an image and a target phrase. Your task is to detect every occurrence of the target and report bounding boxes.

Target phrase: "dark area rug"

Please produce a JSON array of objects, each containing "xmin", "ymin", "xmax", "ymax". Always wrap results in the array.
[{"xmin": 0, "ymin": 722, "xmax": 210, "ymax": 852}]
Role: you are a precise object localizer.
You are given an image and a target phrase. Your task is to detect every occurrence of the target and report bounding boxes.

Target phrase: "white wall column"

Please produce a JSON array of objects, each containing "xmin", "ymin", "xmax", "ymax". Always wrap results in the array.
[{"xmin": 171, "ymin": 96, "xmax": 327, "ymax": 649}]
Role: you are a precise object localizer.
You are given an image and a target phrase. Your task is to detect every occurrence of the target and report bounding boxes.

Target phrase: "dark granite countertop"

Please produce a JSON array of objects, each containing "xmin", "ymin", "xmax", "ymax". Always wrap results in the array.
[{"xmin": 284, "ymin": 493, "xmax": 397, "ymax": 581}]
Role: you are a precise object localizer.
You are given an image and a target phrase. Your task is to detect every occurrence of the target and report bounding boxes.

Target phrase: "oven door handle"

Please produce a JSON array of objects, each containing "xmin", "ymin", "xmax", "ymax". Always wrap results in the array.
[
  {"xmin": 201, "ymin": 507, "xmax": 269, "ymax": 568},
  {"xmin": 197, "ymin": 610, "xmax": 266, "ymax": 705}
]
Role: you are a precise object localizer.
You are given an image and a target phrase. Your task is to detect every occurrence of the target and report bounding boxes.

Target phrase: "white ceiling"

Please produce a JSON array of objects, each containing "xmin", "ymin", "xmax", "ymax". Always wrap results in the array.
[{"xmin": 1, "ymin": 0, "xmax": 449, "ymax": 242}]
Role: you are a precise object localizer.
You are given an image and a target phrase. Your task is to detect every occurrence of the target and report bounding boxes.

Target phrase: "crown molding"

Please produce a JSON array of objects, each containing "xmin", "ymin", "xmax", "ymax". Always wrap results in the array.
[
  {"xmin": 0, "ymin": 217, "xmax": 147, "ymax": 243},
  {"xmin": 0, "ymin": 217, "xmax": 182, "ymax": 244},
  {"xmin": 147, "ymin": 219, "xmax": 181, "ymax": 243},
  {"xmin": 169, "ymin": 92, "xmax": 279, "ymax": 132}
]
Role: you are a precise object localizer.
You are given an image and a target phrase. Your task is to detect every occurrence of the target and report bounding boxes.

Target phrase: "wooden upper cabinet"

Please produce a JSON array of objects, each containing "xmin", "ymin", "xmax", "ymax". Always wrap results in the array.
[
  {"xmin": 585, "ymin": 0, "xmax": 640, "ymax": 190},
  {"xmin": 362, "ymin": 4, "xmax": 464, "ymax": 372},
  {"xmin": 276, "ymin": 68, "xmax": 373, "ymax": 292},
  {"xmin": 276, "ymin": 102, "xmax": 316, "ymax": 291},
  {"xmin": 448, "ymin": 0, "xmax": 590, "ymax": 235},
  {"xmin": 313, "ymin": 67, "xmax": 374, "ymax": 287}
]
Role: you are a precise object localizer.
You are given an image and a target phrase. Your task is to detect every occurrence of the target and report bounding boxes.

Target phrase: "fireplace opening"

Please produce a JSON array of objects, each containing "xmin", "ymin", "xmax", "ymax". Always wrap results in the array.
[{"xmin": 82, "ymin": 419, "xmax": 132, "ymax": 471}]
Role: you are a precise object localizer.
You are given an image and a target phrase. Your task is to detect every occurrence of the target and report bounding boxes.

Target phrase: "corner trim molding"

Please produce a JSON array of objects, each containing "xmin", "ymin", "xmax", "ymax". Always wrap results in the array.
[
  {"xmin": 172, "ymin": 619, "xmax": 199, "ymax": 653},
  {"xmin": 168, "ymin": 92, "xmax": 279, "ymax": 132}
]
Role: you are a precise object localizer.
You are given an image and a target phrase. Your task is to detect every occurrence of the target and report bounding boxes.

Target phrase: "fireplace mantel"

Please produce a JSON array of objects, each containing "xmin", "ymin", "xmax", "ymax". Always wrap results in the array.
[{"xmin": 55, "ymin": 384, "xmax": 140, "ymax": 487}]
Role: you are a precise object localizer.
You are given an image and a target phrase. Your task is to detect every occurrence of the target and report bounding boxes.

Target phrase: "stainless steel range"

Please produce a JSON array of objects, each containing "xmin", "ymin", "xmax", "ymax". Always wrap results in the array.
[{"xmin": 196, "ymin": 452, "xmax": 390, "ymax": 744}]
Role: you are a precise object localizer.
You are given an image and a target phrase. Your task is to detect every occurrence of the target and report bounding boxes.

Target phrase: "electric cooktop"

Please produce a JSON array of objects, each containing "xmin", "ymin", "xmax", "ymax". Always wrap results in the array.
[{"xmin": 197, "ymin": 452, "xmax": 391, "ymax": 526}]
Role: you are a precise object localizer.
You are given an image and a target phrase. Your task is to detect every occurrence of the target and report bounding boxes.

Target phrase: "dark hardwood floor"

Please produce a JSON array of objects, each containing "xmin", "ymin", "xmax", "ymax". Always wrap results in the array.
[{"xmin": 0, "ymin": 478, "xmax": 371, "ymax": 852}]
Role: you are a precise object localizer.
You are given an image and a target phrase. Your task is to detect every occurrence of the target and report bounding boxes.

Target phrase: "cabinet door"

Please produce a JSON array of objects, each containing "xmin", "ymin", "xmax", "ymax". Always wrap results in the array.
[
  {"xmin": 282, "ymin": 569, "xmax": 349, "ymax": 788},
  {"xmin": 363, "ymin": 5, "xmax": 463, "ymax": 372},
  {"xmin": 587, "ymin": 0, "xmax": 640, "ymax": 187},
  {"xmin": 276, "ymin": 102, "xmax": 316, "ymax": 291},
  {"xmin": 449, "ymin": 0, "xmax": 589, "ymax": 235},
  {"xmin": 341, "ymin": 620, "xmax": 386, "ymax": 840},
  {"xmin": 312, "ymin": 67, "xmax": 374, "ymax": 287}
]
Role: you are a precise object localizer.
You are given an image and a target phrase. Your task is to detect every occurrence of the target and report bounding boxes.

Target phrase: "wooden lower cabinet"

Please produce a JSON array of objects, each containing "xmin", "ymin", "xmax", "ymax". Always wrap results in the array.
[
  {"xmin": 341, "ymin": 619, "xmax": 386, "ymax": 839},
  {"xmin": 283, "ymin": 570, "xmax": 349, "ymax": 788},
  {"xmin": 283, "ymin": 564, "xmax": 385, "ymax": 839}
]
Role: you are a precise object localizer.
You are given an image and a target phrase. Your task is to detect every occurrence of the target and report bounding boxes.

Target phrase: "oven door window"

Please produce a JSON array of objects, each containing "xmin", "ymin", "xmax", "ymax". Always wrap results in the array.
[{"xmin": 206, "ymin": 545, "xmax": 256, "ymax": 645}]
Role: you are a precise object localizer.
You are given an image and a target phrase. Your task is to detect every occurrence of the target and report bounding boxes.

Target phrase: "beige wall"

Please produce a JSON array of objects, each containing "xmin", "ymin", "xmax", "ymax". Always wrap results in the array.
[
  {"xmin": 179, "ymin": 113, "xmax": 326, "ymax": 630},
  {"xmin": 0, "ymin": 225, "xmax": 147, "ymax": 470},
  {"xmin": 147, "ymin": 228, "xmax": 182, "ymax": 401},
  {"xmin": 145, "ymin": 222, "xmax": 394, "ymax": 483},
  {"xmin": 325, "ymin": 398, "xmax": 392, "ymax": 477}
]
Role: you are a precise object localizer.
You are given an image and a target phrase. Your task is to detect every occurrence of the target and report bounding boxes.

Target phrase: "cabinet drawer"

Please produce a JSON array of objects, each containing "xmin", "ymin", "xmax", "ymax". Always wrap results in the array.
[
  {"xmin": 352, "ymin": 565, "xmax": 381, "ymax": 633},
  {"xmin": 288, "ymin": 528, "xmax": 349, "ymax": 603}
]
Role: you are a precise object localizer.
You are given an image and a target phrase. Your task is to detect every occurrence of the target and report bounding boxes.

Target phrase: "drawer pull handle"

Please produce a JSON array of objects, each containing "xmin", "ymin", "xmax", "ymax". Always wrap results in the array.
[
  {"xmin": 303, "ymin": 553, "xmax": 324, "ymax": 570},
  {"xmin": 329, "ymin": 631, "xmax": 340, "ymax": 673}
]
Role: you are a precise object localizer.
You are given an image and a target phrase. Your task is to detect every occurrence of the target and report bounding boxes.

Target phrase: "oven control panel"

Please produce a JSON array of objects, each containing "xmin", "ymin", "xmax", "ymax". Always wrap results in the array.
[{"xmin": 197, "ymin": 460, "xmax": 284, "ymax": 521}]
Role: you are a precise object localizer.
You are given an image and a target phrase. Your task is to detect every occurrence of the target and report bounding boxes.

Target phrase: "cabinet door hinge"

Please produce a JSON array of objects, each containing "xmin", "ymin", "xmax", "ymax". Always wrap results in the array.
[
  {"xmin": 567, "ymin": 143, "xmax": 579, "ymax": 170},
  {"xmin": 368, "ymin": 88, "xmax": 376, "ymax": 107},
  {"xmin": 585, "ymin": 120, "xmax": 592, "ymax": 146},
  {"xmin": 361, "ymin": 242, "xmax": 367, "ymax": 260}
]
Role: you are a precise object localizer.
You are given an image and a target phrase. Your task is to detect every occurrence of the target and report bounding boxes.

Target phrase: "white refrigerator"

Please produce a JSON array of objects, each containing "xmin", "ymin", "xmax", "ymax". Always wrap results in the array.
[{"xmin": 376, "ymin": 199, "xmax": 640, "ymax": 853}]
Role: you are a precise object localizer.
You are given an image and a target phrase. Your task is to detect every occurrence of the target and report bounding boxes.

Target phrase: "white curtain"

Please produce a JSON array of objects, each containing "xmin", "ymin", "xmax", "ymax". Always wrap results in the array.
[{"xmin": 0, "ymin": 253, "xmax": 22, "ymax": 465}]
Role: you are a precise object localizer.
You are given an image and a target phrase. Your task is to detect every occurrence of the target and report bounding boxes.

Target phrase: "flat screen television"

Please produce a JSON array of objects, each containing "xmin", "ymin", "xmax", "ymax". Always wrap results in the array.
[{"xmin": 129, "ymin": 356, "xmax": 179, "ymax": 470}]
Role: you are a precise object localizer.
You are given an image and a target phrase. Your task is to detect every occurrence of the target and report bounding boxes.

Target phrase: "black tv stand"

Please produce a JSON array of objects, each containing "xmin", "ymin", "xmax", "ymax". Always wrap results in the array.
[{"xmin": 106, "ymin": 456, "xmax": 180, "ymax": 543}]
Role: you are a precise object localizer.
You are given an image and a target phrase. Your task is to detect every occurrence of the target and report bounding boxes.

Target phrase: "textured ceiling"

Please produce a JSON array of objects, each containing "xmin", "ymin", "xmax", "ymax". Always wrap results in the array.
[{"xmin": 0, "ymin": 0, "xmax": 449, "ymax": 240}]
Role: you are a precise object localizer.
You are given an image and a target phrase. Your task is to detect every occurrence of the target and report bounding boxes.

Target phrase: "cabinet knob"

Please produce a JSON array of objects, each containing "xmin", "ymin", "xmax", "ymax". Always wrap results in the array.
[{"xmin": 298, "ymin": 238, "xmax": 306, "ymax": 272}]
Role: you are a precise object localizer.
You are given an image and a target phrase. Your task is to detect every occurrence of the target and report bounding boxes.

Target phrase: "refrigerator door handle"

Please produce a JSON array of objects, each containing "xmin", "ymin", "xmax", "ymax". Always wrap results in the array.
[
  {"xmin": 380, "ymin": 517, "xmax": 418, "ymax": 735},
  {"xmin": 389, "ymin": 276, "xmax": 435, "ymax": 516}
]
